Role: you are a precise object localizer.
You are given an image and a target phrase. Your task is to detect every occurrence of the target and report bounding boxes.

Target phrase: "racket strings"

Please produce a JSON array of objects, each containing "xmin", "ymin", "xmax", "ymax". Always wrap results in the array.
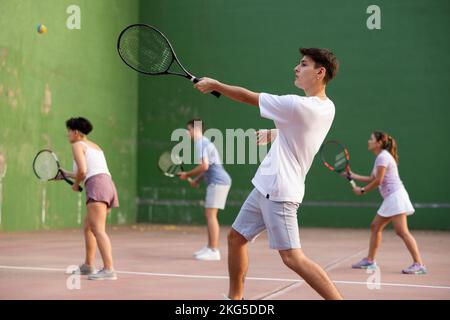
[
  {"xmin": 166, "ymin": 164, "xmax": 181, "ymax": 176},
  {"xmin": 34, "ymin": 152, "xmax": 59, "ymax": 180},
  {"xmin": 334, "ymin": 152, "xmax": 347, "ymax": 169},
  {"xmin": 119, "ymin": 26, "xmax": 173, "ymax": 74},
  {"xmin": 158, "ymin": 152, "xmax": 182, "ymax": 177},
  {"xmin": 322, "ymin": 143, "xmax": 348, "ymax": 172}
]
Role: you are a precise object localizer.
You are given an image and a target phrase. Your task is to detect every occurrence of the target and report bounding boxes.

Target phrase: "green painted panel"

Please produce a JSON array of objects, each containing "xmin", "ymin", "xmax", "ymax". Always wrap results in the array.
[
  {"xmin": 0, "ymin": 0, "xmax": 139, "ymax": 231},
  {"xmin": 1, "ymin": 0, "xmax": 449, "ymax": 231},
  {"xmin": 137, "ymin": 0, "xmax": 450, "ymax": 229}
]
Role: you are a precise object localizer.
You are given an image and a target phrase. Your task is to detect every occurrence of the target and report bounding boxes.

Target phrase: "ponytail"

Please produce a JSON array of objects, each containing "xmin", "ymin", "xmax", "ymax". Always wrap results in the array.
[
  {"xmin": 373, "ymin": 131, "xmax": 399, "ymax": 164},
  {"xmin": 386, "ymin": 135, "xmax": 399, "ymax": 164}
]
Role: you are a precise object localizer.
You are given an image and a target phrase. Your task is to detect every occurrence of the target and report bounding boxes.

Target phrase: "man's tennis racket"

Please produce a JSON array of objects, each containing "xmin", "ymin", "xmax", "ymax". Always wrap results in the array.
[
  {"xmin": 117, "ymin": 23, "xmax": 221, "ymax": 98},
  {"xmin": 158, "ymin": 151, "xmax": 192, "ymax": 182},
  {"xmin": 319, "ymin": 140, "xmax": 356, "ymax": 188},
  {"xmin": 32, "ymin": 149, "xmax": 83, "ymax": 192}
]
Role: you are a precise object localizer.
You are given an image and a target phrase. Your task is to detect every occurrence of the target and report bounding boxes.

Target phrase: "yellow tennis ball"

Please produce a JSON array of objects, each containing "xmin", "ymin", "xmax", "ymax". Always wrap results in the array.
[{"xmin": 37, "ymin": 24, "xmax": 47, "ymax": 34}]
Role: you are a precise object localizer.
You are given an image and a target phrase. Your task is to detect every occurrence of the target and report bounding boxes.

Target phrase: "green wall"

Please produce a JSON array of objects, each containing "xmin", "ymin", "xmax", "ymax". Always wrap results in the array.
[
  {"xmin": 137, "ymin": 0, "xmax": 450, "ymax": 229},
  {"xmin": 1, "ymin": 0, "xmax": 449, "ymax": 231},
  {"xmin": 0, "ymin": 0, "xmax": 139, "ymax": 231}
]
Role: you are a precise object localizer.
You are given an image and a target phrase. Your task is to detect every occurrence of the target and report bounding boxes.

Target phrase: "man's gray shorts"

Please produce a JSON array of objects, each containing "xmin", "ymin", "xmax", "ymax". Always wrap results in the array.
[{"xmin": 232, "ymin": 188, "xmax": 301, "ymax": 250}]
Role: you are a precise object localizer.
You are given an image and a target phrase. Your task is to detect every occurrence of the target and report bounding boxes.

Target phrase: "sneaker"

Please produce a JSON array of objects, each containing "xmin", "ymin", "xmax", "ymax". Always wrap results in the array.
[
  {"xmin": 88, "ymin": 268, "xmax": 118, "ymax": 280},
  {"xmin": 195, "ymin": 248, "xmax": 221, "ymax": 261},
  {"xmin": 222, "ymin": 294, "xmax": 244, "ymax": 300},
  {"xmin": 352, "ymin": 258, "xmax": 377, "ymax": 269},
  {"xmin": 402, "ymin": 263, "xmax": 427, "ymax": 275},
  {"xmin": 71, "ymin": 263, "xmax": 95, "ymax": 275},
  {"xmin": 194, "ymin": 246, "xmax": 208, "ymax": 257}
]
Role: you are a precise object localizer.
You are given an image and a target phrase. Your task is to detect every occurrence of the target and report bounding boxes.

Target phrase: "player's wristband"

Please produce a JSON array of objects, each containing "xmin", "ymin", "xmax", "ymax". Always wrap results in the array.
[{"xmin": 361, "ymin": 187, "xmax": 365, "ymax": 194}]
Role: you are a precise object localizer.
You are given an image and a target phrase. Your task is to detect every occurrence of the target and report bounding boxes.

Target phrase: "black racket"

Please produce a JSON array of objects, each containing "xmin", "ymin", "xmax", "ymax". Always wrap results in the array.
[
  {"xmin": 319, "ymin": 140, "xmax": 356, "ymax": 188},
  {"xmin": 158, "ymin": 151, "xmax": 192, "ymax": 182},
  {"xmin": 117, "ymin": 23, "xmax": 221, "ymax": 98},
  {"xmin": 32, "ymin": 149, "xmax": 83, "ymax": 192}
]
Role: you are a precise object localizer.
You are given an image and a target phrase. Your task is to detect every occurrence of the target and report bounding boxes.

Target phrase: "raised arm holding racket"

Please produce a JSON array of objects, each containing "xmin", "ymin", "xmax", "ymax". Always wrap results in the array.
[{"xmin": 117, "ymin": 24, "xmax": 221, "ymax": 98}]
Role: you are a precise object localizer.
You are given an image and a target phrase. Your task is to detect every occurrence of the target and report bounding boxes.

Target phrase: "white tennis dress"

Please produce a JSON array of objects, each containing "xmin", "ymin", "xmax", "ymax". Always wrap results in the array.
[{"xmin": 373, "ymin": 150, "xmax": 414, "ymax": 217}]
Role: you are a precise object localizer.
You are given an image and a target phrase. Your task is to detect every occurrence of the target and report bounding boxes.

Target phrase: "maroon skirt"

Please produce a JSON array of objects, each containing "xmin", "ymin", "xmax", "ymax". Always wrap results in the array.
[{"xmin": 85, "ymin": 174, "xmax": 119, "ymax": 209}]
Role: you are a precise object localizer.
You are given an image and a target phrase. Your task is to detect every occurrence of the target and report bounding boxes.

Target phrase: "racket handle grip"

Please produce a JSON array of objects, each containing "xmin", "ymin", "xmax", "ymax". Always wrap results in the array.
[
  {"xmin": 63, "ymin": 175, "xmax": 83, "ymax": 192},
  {"xmin": 69, "ymin": 181, "xmax": 83, "ymax": 192},
  {"xmin": 210, "ymin": 90, "xmax": 221, "ymax": 98},
  {"xmin": 192, "ymin": 77, "xmax": 221, "ymax": 98},
  {"xmin": 345, "ymin": 171, "xmax": 355, "ymax": 188},
  {"xmin": 349, "ymin": 179, "xmax": 356, "ymax": 188}
]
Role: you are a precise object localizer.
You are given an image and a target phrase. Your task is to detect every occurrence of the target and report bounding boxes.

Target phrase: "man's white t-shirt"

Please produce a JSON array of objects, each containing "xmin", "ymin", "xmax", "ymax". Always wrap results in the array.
[{"xmin": 251, "ymin": 93, "xmax": 335, "ymax": 203}]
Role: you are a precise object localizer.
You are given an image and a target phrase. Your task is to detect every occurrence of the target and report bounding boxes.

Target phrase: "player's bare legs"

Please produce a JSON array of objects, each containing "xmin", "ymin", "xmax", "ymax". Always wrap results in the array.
[
  {"xmin": 391, "ymin": 214, "xmax": 423, "ymax": 264},
  {"xmin": 87, "ymin": 202, "xmax": 114, "ymax": 270},
  {"xmin": 279, "ymin": 249, "xmax": 342, "ymax": 300},
  {"xmin": 367, "ymin": 214, "xmax": 391, "ymax": 261},
  {"xmin": 83, "ymin": 216, "xmax": 97, "ymax": 266},
  {"xmin": 227, "ymin": 228, "xmax": 249, "ymax": 300},
  {"xmin": 279, "ymin": 248, "xmax": 343, "ymax": 300},
  {"xmin": 205, "ymin": 208, "xmax": 220, "ymax": 249}
]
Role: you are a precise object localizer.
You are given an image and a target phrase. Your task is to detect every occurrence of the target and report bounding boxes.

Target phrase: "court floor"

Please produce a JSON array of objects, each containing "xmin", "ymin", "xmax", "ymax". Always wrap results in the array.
[{"xmin": 0, "ymin": 225, "xmax": 449, "ymax": 299}]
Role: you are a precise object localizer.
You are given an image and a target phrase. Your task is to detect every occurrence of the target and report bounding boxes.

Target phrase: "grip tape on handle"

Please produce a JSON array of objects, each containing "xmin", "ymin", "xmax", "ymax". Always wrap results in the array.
[
  {"xmin": 61, "ymin": 170, "xmax": 83, "ymax": 192},
  {"xmin": 192, "ymin": 77, "xmax": 221, "ymax": 98}
]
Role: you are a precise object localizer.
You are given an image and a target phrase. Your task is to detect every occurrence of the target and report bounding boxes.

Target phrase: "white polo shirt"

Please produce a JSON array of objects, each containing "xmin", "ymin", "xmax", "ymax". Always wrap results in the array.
[{"xmin": 251, "ymin": 93, "xmax": 335, "ymax": 203}]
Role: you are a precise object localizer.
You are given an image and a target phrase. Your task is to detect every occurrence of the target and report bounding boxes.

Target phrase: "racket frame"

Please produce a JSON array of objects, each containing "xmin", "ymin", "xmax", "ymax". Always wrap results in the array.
[
  {"xmin": 162, "ymin": 164, "xmax": 184, "ymax": 178},
  {"xmin": 33, "ymin": 149, "xmax": 83, "ymax": 192},
  {"xmin": 319, "ymin": 140, "xmax": 356, "ymax": 188},
  {"xmin": 117, "ymin": 23, "xmax": 221, "ymax": 98},
  {"xmin": 157, "ymin": 151, "xmax": 193, "ymax": 182}
]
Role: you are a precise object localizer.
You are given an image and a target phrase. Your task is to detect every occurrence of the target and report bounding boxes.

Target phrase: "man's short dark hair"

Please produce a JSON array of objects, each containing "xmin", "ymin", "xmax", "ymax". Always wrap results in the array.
[
  {"xmin": 187, "ymin": 118, "xmax": 204, "ymax": 132},
  {"xmin": 299, "ymin": 48, "xmax": 339, "ymax": 84},
  {"xmin": 65, "ymin": 117, "xmax": 93, "ymax": 135}
]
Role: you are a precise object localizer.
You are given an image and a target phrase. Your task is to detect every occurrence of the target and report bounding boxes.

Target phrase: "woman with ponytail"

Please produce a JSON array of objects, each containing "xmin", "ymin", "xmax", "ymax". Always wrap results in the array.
[{"xmin": 346, "ymin": 131, "xmax": 427, "ymax": 274}]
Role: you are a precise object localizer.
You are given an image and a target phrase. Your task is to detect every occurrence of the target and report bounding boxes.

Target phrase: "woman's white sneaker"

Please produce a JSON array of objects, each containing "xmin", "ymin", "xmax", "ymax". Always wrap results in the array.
[
  {"xmin": 194, "ymin": 246, "xmax": 208, "ymax": 257},
  {"xmin": 88, "ymin": 268, "xmax": 117, "ymax": 280},
  {"xmin": 195, "ymin": 248, "xmax": 221, "ymax": 261}
]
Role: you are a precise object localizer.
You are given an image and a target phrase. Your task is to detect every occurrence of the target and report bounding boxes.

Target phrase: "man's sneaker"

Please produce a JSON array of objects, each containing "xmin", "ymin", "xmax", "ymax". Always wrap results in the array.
[
  {"xmin": 402, "ymin": 263, "xmax": 427, "ymax": 275},
  {"xmin": 195, "ymin": 248, "xmax": 221, "ymax": 261},
  {"xmin": 71, "ymin": 263, "xmax": 95, "ymax": 275},
  {"xmin": 194, "ymin": 246, "xmax": 208, "ymax": 257},
  {"xmin": 352, "ymin": 258, "xmax": 377, "ymax": 269},
  {"xmin": 88, "ymin": 268, "xmax": 118, "ymax": 280}
]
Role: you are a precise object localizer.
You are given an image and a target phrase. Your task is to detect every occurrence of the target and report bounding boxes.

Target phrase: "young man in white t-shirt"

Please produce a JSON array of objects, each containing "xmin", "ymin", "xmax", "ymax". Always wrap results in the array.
[{"xmin": 194, "ymin": 48, "xmax": 342, "ymax": 300}]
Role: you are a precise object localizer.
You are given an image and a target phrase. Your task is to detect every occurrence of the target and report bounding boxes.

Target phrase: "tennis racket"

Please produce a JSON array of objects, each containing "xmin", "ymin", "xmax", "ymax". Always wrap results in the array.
[
  {"xmin": 117, "ymin": 23, "xmax": 221, "ymax": 98},
  {"xmin": 158, "ymin": 151, "xmax": 192, "ymax": 182},
  {"xmin": 319, "ymin": 140, "xmax": 356, "ymax": 188},
  {"xmin": 32, "ymin": 149, "xmax": 83, "ymax": 192}
]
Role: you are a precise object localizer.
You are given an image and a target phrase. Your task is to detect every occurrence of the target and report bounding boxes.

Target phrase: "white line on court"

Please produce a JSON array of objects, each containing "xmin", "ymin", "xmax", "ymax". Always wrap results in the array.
[
  {"xmin": 0, "ymin": 265, "xmax": 449, "ymax": 291},
  {"xmin": 256, "ymin": 248, "xmax": 368, "ymax": 300}
]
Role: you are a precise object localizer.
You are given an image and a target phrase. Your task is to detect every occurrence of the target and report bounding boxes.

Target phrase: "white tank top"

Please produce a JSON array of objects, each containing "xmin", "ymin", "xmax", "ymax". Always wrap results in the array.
[{"xmin": 72, "ymin": 141, "xmax": 111, "ymax": 182}]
